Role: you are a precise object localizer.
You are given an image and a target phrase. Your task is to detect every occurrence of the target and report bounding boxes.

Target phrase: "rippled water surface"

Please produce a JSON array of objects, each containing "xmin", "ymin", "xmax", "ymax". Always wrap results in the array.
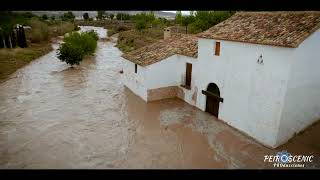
[{"xmin": 0, "ymin": 27, "xmax": 319, "ymax": 169}]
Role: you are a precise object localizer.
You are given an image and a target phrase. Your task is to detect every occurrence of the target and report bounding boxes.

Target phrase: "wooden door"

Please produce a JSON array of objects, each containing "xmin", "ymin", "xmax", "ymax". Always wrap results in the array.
[
  {"xmin": 185, "ymin": 63, "xmax": 192, "ymax": 88},
  {"xmin": 203, "ymin": 83, "xmax": 222, "ymax": 118}
]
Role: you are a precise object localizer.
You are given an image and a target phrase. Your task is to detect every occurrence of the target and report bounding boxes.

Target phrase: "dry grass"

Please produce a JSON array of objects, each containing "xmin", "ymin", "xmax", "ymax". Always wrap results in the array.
[
  {"xmin": 0, "ymin": 20, "xmax": 75, "ymax": 81},
  {"xmin": 0, "ymin": 43, "xmax": 53, "ymax": 81},
  {"xmin": 116, "ymin": 28, "xmax": 164, "ymax": 53},
  {"xmin": 48, "ymin": 22, "xmax": 75, "ymax": 37}
]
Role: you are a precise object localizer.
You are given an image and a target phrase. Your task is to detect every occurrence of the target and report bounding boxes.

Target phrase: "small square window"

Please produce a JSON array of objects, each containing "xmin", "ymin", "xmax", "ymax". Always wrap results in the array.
[{"xmin": 215, "ymin": 42, "xmax": 220, "ymax": 56}]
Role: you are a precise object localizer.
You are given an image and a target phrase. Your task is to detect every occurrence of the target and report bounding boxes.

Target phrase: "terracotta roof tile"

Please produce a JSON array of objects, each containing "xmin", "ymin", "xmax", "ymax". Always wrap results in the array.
[
  {"xmin": 198, "ymin": 11, "xmax": 320, "ymax": 48},
  {"xmin": 122, "ymin": 34, "xmax": 198, "ymax": 66}
]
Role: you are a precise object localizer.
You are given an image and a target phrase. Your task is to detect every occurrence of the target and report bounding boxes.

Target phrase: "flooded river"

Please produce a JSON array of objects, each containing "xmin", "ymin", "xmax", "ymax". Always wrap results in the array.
[{"xmin": 0, "ymin": 27, "xmax": 319, "ymax": 169}]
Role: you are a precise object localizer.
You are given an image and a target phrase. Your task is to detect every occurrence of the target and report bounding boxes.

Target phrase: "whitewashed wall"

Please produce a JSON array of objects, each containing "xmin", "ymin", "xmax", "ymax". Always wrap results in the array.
[
  {"xmin": 122, "ymin": 60, "xmax": 148, "ymax": 101},
  {"xmin": 145, "ymin": 55, "xmax": 180, "ymax": 89},
  {"xmin": 145, "ymin": 55, "xmax": 198, "ymax": 105},
  {"xmin": 122, "ymin": 31, "xmax": 320, "ymax": 148},
  {"xmin": 277, "ymin": 30, "xmax": 320, "ymax": 146},
  {"xmin": 195, "ymin": 38, "xmax": 293, "ymax": 148}
]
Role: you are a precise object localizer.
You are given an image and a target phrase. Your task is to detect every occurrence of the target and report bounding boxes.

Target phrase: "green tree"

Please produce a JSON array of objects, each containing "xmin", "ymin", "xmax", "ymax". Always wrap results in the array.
[
  {"xmin": 133, "ymin": 12, "xmax": 156, "ymax": 29},
  {"xmin": 50, "ymin": 16, "xmax": 55, "ymax": 21},
  {"xmin": 83, "ymin": 13, "xmax": 89, "ymax": 20},
  {"xmin": 61, "ymin": 11, "xmax": 75, "ymax": 22},
  {"xmin": 135, "ymin": 20, "xmax": 146, "ymax": 32},
  {"xmin": 57, "ymin": 31, "xmax": 98, "ymax": 66},
  {"xmin": 188, "ymin": 11, "xmax": 233, "ymax": 34},
  {"xmin": 109, "ymin": 13, "xmax": 114, "ymax": 20},
  {"xmin": 175, "ymin": 11, "xmax": 182, "ymax": 24},
  {"xmin": 57, "ymin": 42, "xmax": 85, "ymax": 66},
  {"xmin": 97, "ymin": 11, "xmax": 105, "ymax": 20},
  {"xmin": 181, "ymin": 14, "xmax": 195, "ymax": 34},
  {"xmin": 116, "ymin": 13, "xmax": 122, "ymax": 20},
  {"xmin": 41, "ymin": 14, "xmax": 48, "ymax": 20}
]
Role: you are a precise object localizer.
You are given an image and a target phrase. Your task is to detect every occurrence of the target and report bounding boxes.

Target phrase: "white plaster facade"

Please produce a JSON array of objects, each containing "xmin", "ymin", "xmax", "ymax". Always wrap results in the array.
[{"xmin": 121, "ymin": 30, "xmax": 320, "ymax": 148}]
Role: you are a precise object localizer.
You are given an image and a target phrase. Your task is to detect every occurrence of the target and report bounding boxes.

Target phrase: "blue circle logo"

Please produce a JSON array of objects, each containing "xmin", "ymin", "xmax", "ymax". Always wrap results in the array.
[{"xmin": 276, "ymin": 151, "xmax": 291, "ymax": 163}]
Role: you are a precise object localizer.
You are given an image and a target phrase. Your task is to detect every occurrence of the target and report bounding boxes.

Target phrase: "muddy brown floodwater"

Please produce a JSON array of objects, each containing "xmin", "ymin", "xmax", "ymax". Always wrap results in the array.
[{"xmin": 0, "ymin": 27, "xmax": 319, "ymax": 169}]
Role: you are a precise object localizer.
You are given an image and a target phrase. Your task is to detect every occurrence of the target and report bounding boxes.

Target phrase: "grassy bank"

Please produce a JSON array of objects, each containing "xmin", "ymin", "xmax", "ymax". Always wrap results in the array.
[
  {"xmin": 0, "ymin": 19, "xmax": 75, "ymax": 81},
  {"xmin": 0, "ymin": 43, "xmax": 52, "ymax": 80},
  {"xmin": 116, "ymin": 28, "xmax": 163, "ymax": 53}
]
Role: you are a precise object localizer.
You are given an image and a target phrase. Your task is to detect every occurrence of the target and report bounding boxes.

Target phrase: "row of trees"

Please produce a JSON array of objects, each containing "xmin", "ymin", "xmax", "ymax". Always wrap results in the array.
[
  {"xmin": 175, "ymin": 11, "xmax": 235, "ymax": 34},
  {"xmin": 82, "ymin": 11, "xmax": 130, "ymax": 21},
  {"xmin": 133, "ymin": 12, "xmax": 169, "ymax": 32}
]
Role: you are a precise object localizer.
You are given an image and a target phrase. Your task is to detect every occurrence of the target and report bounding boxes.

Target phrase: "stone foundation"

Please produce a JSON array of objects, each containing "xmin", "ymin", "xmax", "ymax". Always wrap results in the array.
[{"xmin": 147, "ymin": 86, "xmax": 180, "ymax": 102}]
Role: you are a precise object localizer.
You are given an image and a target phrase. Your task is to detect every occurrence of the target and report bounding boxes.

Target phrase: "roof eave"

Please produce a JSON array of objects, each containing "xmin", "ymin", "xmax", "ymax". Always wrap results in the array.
[{"xmin": 197, "ymin": 36, "xmax": 297, "ymax": 48}]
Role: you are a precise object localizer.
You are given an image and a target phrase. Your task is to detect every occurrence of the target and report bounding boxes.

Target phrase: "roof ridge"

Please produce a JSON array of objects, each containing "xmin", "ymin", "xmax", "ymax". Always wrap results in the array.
[{"xmin": 198, "ymin": 11, "xmax": 320, "ymax": 48}]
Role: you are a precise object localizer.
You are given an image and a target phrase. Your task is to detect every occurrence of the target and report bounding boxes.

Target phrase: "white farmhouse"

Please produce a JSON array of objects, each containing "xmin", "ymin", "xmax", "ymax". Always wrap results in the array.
[{"xmin": 121, "ymin": 11, "xmax": 320, "ymax": 148}]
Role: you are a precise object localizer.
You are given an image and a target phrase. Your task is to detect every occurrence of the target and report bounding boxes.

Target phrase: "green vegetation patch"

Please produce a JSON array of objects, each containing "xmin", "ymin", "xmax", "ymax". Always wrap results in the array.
[{"xmin": 57, "ymin": 31, "xmax": 98, "ymax": 66}]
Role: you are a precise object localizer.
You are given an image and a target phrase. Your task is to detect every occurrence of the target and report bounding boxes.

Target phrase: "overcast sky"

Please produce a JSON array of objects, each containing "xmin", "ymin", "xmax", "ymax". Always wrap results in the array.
[{"xmin": 162, "ymin": 11, "xmax": 190, "ymax": 15}]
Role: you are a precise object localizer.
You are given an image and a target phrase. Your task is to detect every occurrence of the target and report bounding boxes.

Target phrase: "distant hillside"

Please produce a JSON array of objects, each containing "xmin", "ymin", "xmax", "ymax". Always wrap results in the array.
[{"xmin": 21, "ymin": 11, "xmax": 176, "ymax": 20}]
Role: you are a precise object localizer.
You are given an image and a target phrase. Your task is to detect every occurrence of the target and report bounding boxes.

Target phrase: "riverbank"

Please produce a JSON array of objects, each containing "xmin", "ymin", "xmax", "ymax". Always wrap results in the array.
[
  {"xmin": 0, "ymin": 20, "xmax": 76, "ymax": 81},
  {"xmin": 0, "ymin": 43, "xmax": 53, "ymax": 81}
]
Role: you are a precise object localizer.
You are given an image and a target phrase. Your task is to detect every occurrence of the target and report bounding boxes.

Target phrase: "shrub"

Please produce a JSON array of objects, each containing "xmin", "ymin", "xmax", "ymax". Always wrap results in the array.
[
  {"xmin": 57, "ymin": 31, "xmax": 98, "ymax": 66},
  {"xmin": 117, "ymin": 25, "xmax": 128, "ymax": 31},
  {"xmin": 135, "ymin": 20, "xmax": 146, "ymax": 32},
  {"xmin": 57, "ymin": 42, "xmax": 84, "ymax": 66},
  {"xmin": 41, "ymin": 14, "xmax": 48, "ymax": 20},
  {"xmin": 83, "ymin": 13, "xmax": 89, "ymax": 20},
  {"xmin": 61, "ymin": 12, "xmax": 75, "ymax": 22},
  {"xmin": 87, "ymin": 30, "xmax": 99, "ymax": 41},
  {"xmin": 48, "ymin": 21, "xmax": 75, "ymax": 37},
  {"xmin": 97, "ymin": 11, "xmax": 105, "ymax": 20},
  {"xmin": 28, "ymin": 18, "xmax": 49, "ymax": 43}
]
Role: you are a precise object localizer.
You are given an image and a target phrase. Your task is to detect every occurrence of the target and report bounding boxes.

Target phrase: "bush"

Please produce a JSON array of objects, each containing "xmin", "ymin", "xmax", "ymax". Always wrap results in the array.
[
  {"xmin": 135, "ymin": 20, "xmax": 146, "ymax": 32},
  {"xmin": 117, "ymin": 25, "xmax": 128, "ymax": 31},
  {"xmin": 41, "ymin": 14, "xmax": 48, "ymax": 20},
  {"xmin": 57, "ymin": 42, "xmax": 84, "ymax": 66},
  {"xmin": 28, "ymin": 18, "xmax": 49, "ymax": 43},
  {"xmin": 83, "ymin": 13, "xmax": 89, "ymax": 20},
  {"xmin": 48, "ymin": 21, "xmax": 75, "ymax": 37},
  {"xmin": 57, "ymin": 31, "xmax": 98, "ymax": 66},
  {"xmin": 87, "ymin": 30, "xmax": 99, "ymax": 41},
  {"xmin": 61, "ymin": 12, "xmax": 75, "ymax": 22}
]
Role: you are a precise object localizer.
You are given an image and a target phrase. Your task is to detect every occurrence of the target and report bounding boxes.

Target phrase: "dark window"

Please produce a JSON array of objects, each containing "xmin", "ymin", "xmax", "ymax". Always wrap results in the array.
[
  {"xmin": 215, "ymin": 42, "xmax": 220, "ymax": 56},
  {"xmin": 185, "ymin": 63, "xmax": 192, "ymax": 89},
  {"xmin": 135, "ymin": 64, "xmax": 137, "ymax": 73}
]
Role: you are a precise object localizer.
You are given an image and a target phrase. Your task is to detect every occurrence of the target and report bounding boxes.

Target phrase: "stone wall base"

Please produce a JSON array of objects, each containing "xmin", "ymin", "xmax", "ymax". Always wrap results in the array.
[{"xmin": 147, "ymin": 86, "xmax": 182, "ymax": 102}]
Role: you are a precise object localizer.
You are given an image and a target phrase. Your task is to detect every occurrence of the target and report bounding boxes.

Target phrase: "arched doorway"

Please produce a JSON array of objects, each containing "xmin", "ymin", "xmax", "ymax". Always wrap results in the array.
[{"xmin": 202, "ymin": 83, "xmax": 223, "ymax": 117}]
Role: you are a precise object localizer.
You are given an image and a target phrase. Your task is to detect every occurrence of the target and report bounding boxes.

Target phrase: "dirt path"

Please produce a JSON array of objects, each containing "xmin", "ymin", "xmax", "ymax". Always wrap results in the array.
[{"xmin": 0, "ymin": 27, "xmax": 319, "ymax": 169}]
